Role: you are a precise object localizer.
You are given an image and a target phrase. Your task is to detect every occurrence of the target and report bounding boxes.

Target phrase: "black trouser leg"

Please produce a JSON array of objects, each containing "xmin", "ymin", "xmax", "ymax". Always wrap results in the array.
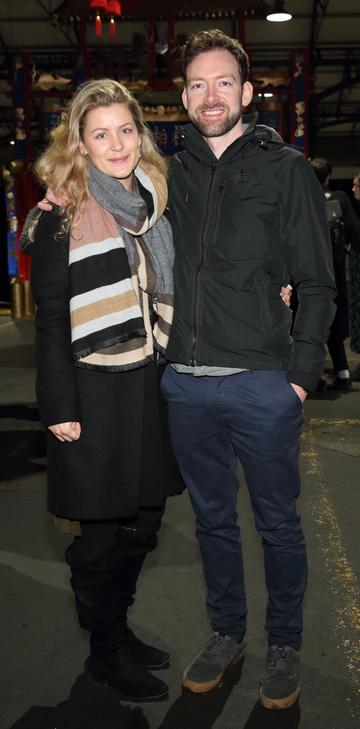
[
  {"xmin": 65, "ymin": 507, "xmax": 164, "ymax": 659},
  {"xmin": 115, "ymin": 507, "xmax": 164, "ymax": 613},
  {"xmin": 327, "ymin": 332, "xmax": 349, "ymax": 373}
]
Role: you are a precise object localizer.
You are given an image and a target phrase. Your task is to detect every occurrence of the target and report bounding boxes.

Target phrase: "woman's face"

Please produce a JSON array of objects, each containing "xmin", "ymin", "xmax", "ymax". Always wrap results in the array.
[
  {"xmin": 80, "ymin": 103, "xmax": 141, "ymax": 191},
  {"xmin": 352, "ymin": 176, "xmax": 360, "ymax": 201}
]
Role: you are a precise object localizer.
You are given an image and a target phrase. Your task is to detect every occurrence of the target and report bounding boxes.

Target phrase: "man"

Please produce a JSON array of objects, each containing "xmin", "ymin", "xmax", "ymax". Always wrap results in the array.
[
  {"xmin": 310, "ymin": 158, "xmax": 360, "ymax": 390},
  {"xmin": 162, "ymin": 29, "xmax": 336, "ymax": 709}
]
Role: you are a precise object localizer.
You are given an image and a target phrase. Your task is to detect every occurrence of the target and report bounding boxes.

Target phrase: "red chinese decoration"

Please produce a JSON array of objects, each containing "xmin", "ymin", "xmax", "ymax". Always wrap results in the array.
[
  {"xmin": 89, "ymin": 0, "xmax": 122, "ymax": 37},
  {"xmin": 107, "ymin": 1, "xmax": 121, "ymax": 12},
  {"xmin": 109, "ymin": 17, "xmax": 116, "ymax": 37},
  {"xmin": 95, "ymin": 13, "xmax": 102, "ymax": 35}
]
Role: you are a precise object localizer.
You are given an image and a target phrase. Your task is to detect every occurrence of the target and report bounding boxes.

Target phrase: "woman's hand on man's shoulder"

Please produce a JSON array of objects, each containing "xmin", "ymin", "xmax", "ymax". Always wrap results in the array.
[{"xmin": 38, "ymin": 189, "xmax": 68, "ymax": 211}]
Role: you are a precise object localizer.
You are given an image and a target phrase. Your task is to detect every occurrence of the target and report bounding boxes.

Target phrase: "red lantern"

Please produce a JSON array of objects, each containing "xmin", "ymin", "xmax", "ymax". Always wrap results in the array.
[
  {"xmin": 107, "ymin": 1, "xmax": 121, "ymax": 36},
  {"xmin": 95, "ymin": 12, "xmax": 102, "ymax": 35},
  {"xmin": 109, "ymin": 16, "xmax": 116, "ymax": 36}
]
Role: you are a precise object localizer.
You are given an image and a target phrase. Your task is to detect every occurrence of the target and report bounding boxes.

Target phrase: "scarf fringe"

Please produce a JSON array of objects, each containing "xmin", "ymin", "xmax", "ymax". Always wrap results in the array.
[
  {"xmin": 71, "ymin": 328, "xmax": 147, "ymax": 362},
  {"xmin": 74, "ymin": 353, "xmax": 155, "ymax": 373}
]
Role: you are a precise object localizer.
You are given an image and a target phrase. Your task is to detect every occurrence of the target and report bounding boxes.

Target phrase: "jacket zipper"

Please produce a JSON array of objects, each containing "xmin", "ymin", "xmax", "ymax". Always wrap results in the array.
[{"xmin": 190, "ymin": 163, "xmax": 218, "ymax": 365}]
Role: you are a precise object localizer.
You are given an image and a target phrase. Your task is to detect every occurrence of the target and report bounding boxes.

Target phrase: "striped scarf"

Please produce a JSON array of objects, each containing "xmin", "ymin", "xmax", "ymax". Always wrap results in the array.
[{"xmin": 70, "ymin": 160, "xmax": 174, "ymax": 371}]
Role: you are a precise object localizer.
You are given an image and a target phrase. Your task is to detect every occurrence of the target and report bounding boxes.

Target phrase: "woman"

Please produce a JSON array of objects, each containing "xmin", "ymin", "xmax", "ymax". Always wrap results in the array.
[
  {"xmin": 28, "ymin": 79, "xmax": 181, "ymax": 701},
  {"xmin": 351, "ymin": 173, "xmax": 360, "ymax": 365}
]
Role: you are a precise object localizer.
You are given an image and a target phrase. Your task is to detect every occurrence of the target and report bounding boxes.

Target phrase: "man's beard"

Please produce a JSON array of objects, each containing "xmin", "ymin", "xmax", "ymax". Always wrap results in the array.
[{"xmin": 189, "ymin": 103, "xmax": 242, "ymax": 138}]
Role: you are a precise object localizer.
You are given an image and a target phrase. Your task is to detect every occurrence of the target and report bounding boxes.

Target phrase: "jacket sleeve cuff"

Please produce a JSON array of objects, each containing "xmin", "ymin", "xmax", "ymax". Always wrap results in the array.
[
  {"xmin": 39, "ymin": 405, "xmax": 81, "ymax": 429},
  {"xmin": 287, "ymin": 370, "xmax": 319, "ymax": 393}
]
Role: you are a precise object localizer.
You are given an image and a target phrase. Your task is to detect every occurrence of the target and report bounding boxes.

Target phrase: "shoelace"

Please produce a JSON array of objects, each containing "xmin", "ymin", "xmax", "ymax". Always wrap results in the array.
[
  {"xmin": 269, "ymin": 647, "xmax": 288, "ymax": 667},
  {"xmin": 206, "ymin": 632, "xmax": 230, "ymax": 651}
]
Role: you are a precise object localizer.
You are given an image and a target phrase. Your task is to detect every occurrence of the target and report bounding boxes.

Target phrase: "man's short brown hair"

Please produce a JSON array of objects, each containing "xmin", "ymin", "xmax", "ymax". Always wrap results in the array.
[{"xmin": 181, "ymin": 29, "xmax": 250, "ymax": 85}]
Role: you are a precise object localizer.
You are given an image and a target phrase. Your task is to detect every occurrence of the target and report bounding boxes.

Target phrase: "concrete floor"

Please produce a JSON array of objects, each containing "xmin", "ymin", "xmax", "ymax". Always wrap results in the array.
[{"xmin": 0, "ymin": 316, "xmax": 360, "ymax": 729}]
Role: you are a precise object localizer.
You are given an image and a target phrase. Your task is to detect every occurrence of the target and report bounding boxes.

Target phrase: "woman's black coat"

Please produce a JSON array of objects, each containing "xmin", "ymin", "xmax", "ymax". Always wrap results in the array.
[{"xmin": 30, "ymin": 210, "xmax": 183, "ymax": 520}]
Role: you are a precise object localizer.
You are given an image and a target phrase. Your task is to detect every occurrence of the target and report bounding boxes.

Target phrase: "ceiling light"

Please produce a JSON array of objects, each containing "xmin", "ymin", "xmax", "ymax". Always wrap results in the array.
[{"xmin": 266, "ymin": 1, "xmax": 292, "ymax": 22}]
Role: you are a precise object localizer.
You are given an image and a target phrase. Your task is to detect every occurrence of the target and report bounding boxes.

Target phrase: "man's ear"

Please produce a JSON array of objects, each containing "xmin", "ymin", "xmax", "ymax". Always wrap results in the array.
[
  {"xmin": 241, "ymin": 81, "xmax": 253, "ymax": 109},
  {"xmin": 182, "ymin": 86, "xmax": 188, "ymax": 111}
]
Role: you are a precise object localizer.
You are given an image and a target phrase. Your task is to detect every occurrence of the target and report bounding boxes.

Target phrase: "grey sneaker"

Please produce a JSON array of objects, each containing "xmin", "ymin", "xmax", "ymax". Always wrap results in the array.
[
  {"xmin": 182, "ymin": 632, "xmax": 246, "ymax": 693},
  {"xmin": 260, "ymin": 645, "xmax": 300, "ymax": 710}
]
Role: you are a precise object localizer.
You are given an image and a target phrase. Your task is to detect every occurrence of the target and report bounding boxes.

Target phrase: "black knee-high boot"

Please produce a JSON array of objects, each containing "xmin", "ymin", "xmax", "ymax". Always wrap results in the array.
[
  {"xmin": 110, "ymin": 523, "xmax": 170, "ymax": 670},
  {"xmin": 65, "ymin": 516, "xmax": 169, "ymax": 700}
]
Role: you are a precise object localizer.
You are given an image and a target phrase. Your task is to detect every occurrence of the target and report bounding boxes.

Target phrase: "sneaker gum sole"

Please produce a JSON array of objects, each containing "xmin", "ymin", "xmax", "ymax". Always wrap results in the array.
[
  {"xmin": 259, "ymin": 685, "xmax": 300, "ymax": 710},
  {"xmin": 182, "ymin": 651, "xmax": 244, "ymax": 694}
]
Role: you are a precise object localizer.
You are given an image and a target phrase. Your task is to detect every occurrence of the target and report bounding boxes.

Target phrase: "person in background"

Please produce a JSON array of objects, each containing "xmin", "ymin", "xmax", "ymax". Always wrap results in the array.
[
  {"xmin": 162, "ymin": 29, "xmax": 336, "ymax": 710},
  {"xmin": 350, "ymin": 172, "xmax": 360, "ymax": 377},
  {"xmin": 26, "ymin": 79, "xmax": 182, "ymax": 702},
  {"xmin": 310, "ymin": 158, "xmax": 360, "ymax": 390}
]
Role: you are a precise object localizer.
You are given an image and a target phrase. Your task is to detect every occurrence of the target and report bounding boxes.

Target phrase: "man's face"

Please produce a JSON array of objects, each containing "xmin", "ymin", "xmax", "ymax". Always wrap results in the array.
[{"xmin": 182, "ymin": 49, "xmax": 253, "ymax": 139}]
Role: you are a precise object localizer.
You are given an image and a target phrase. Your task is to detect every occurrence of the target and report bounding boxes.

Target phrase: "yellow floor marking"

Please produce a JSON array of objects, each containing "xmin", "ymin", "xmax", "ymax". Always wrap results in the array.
[
  {"xmin": 301, "ymin": 423, "xmax": 360, "ymax": 716},
  {"xmin": 309, "ymin": 418, "xmax": 360, "ymax": 427}
]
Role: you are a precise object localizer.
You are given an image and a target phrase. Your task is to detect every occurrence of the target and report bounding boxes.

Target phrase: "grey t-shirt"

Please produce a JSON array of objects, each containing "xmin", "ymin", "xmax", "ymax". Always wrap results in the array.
[{"xmin": 171, "ymin": 363, "xmax": 247, "ymax": 377}]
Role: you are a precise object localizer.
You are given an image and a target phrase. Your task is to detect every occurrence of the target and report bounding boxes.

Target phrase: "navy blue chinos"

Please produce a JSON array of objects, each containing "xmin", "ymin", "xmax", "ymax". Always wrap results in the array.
[{"xmin": 160, "ymin": 366, "xmax": 307, "ymax": 650}]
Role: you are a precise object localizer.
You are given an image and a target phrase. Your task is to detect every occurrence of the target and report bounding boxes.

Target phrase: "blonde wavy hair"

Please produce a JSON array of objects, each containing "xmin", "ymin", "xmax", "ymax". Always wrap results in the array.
[{"xmin": 35, "ymin": 79, "xmax": 167, "ymax": 230}]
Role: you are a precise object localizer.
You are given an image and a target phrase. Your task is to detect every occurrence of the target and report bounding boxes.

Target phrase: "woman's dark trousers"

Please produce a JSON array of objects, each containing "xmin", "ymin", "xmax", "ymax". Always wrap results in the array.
[{"xmin": 65, "ymin": 507, "xmax": 163, "ymax": 660}]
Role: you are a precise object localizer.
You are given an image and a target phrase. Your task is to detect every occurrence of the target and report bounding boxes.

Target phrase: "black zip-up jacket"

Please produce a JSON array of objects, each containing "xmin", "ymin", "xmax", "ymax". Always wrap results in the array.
[{"xmin": 166, "ymin": 117, "xmax": 337, "ymax": 393}]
